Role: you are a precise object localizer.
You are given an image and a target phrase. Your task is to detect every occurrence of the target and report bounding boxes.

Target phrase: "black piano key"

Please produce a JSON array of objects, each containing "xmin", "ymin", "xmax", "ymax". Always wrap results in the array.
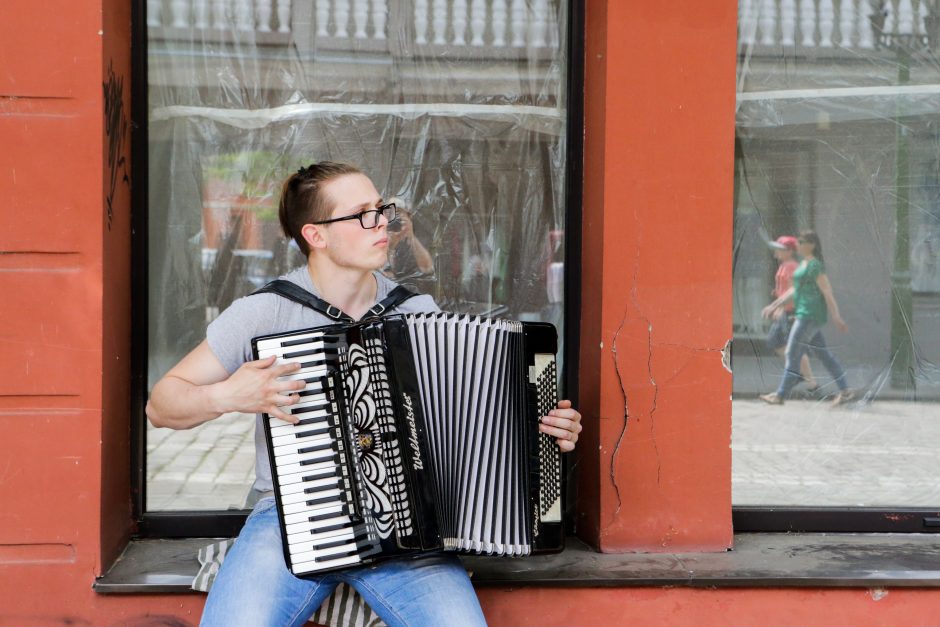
[
  {"xmin": 311, "ymin": 533, "xmax": 369, "ymax": 552},
  {"xmin": 292, "ymin": 402, "xmax": 331, "ymax": 416},
  {"xmin": 279, "ymin": 336, "xmax": 326, "ymax": 348},
  {"xmin": 301, "ymin": 469, "xmax": 338, "ymax": 482},
  {"xmin": 305, "ymin": 495, "xmax": 339, "ymax": 507},
  {"xmin": 282, "ymin": 345, "xmax": 339, "ymax": 358},
  {"xmin": 298, "ymin": 358, "xmax": 332, "ymax": 369},
  {"xmin": 299, "ymin": 453, "xmax": 341, "ymax": 466},
  {"xmin": 307, "ymin": 508, "xmax": 350, "ymax": 524},
  {"xmin": 295, "ymin": 425, "xmax": 331, "ymax": 439},
  {"xmin": 296, "ymin": 414, "xmax": 330, "ymax": 427},
  {"xmin": 310, "ymin": 521, "xmax": 353, "ymax": 535},
  {"xmin": 297, "ymin": 441, "xmax": 334, "ymax": 455},
  {"xmin": 301, "ymin": 375, "xmax": 330, "ymax": 386},
  {"xmin": 314, "ymin": 548, "xmax": 361, "ymax": 563},
  {"xmin": 303, "ymin": 481, "xmax": 338, "ymax": 495}
]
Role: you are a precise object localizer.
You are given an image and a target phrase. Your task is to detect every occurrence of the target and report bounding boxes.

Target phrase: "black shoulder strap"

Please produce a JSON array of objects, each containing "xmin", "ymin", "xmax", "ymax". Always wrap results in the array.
[
  {"xmin": 253, "ymin": 280, "xmax": 419, "ymax": 322},
  {"xmin": 367, "ymin": 285, "xmax": 419, "ymax": 318},
  {"xmin": 253, "ymin": 280, "xmax": 354, "ymax": 322}
]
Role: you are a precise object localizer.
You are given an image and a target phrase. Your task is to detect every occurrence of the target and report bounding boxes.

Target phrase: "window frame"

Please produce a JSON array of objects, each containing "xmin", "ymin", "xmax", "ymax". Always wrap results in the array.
[{"xmin": 130, "ymin": 0, "xmax": 585, "ymax": 538}]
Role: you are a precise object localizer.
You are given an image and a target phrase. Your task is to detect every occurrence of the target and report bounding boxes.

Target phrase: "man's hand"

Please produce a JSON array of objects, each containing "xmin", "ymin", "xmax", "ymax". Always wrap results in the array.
[
  {"xmin": 539, "ymin": 399, "xmax": 582, "ymax": 453},
  {"xmin": 214, "ymin": 356, "xmax": 306, "ymax": 424}
]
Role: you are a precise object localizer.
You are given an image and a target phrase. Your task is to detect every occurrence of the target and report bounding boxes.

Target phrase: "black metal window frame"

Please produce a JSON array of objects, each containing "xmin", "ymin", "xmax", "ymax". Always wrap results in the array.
[{"xmin": 130, "ymin": 0, "xmax": 586, "ymax": 538}]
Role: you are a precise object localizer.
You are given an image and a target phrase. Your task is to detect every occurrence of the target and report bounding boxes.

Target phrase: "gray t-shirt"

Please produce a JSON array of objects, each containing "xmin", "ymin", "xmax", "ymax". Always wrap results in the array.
[{"xmin": 206, "ymin": 266, "xmax": 440, "ymax": 494}]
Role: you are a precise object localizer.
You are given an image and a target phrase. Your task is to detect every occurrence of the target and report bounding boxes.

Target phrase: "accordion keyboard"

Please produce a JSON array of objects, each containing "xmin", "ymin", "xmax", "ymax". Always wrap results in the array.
[{"xmin": 256, "ymin": 330, "xmax": 376, "ymax": 575}]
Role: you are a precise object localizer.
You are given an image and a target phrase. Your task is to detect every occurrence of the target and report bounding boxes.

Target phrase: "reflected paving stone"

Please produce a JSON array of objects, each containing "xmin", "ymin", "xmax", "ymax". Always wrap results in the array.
[
  {"xmin": 733, "ymin": 399, "xmax": 940, "ymax": 507},
  {"xmin": 147, "ymin": 412, "xmax": 256, "ymax": 511}
]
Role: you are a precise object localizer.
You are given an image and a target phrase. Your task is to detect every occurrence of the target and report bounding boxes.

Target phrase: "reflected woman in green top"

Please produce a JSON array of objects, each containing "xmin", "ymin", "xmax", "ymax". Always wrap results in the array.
[{"xmin": 759, "ymin": 231, "xmax": 854, "ymax": 406}]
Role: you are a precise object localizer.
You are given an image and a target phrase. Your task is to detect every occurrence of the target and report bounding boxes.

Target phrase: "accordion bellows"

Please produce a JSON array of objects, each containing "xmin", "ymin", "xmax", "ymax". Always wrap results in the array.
[{"xmin": 252, "ymin": 312, "xmax": 564, "ymax": 577}]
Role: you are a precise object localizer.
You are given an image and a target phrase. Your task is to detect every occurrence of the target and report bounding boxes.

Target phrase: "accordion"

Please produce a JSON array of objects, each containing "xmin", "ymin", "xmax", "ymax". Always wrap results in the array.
[{"xmin": 251, "ymin": 312, "xmax": 564, "ymax": 577}]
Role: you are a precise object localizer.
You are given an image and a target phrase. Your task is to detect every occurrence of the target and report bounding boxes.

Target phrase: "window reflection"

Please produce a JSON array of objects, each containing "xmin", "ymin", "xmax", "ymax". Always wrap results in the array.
[
  {"xmin": 145, "ymin": 0, "xmax": 570, "ymax": 511},
  {"xmin": 734, "ymin": 0, "xmax": 940, "ymax": 507}
]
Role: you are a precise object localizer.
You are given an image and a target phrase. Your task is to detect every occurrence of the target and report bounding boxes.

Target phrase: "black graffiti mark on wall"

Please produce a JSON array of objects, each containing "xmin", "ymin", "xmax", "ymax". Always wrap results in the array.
[{"xmin": 104, "ymin": 60, "xmax": 130, "ymax": 231}]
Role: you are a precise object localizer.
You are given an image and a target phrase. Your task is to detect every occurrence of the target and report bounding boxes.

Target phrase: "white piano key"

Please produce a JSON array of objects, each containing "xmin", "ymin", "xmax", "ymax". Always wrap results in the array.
[
  {"xmin": 283, "ymin": 504, "xmax": 347, "ymax": 526},
  {"xmin": 271, "ymin": 428, "xmax": 334, "ymax": 449},
  {"xmin": 269, "ymin": 412, "xmax": 334, "ymax": 437},
  {"xmin": 275, "ymin": 459, "xmax": 340, "ymax": 485},
  {"xmin": 272, "ymin": 429, "xmax": 334, "ymax": 451},
  {"xmin": 281, "ymin": 394, "xmax": 331, "ymax": 413},
  {"xmin": 262, "ymin": 348, "xmax": 333, "ymax": 369},
  {"xmin": 274, "ymin": 447, "xmax": 337, "ymax": 469},
  {"xmin": 286, "ymin": 526, "xmax": 359, "ymax": 549},
  {"xmin": 291, "ymin": 553, "xmax": 363, "ymax": 574},
  {"xmin": 284, "ymin": 515, "xmax": 362, "ymax": 538},
  {"xmin": 278, "ymin": 475, "xmax": 337, "ymax": 496},
  {"xmin": 257, "ymin": 337, "xmax": 334, "ymax": 356},
  {"xmin": 289, "ymin": 545, "xmax": 365, "ymax": 566},
  {"xmin": 282, "ymin": 497, "xmax": 345, "ymax": 516},
  {"xmin": 280, "ymin": 487, "xmax": 342, "ymax": 507}
]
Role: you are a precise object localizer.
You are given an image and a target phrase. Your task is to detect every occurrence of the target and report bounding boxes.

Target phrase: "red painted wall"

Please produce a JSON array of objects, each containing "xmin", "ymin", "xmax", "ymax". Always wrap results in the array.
[
  {"xmin": 2, "ymin": 0, "xmax": 940, "ymax": 624},
  {"xmin": 0, "ymin": 0, "xmax": 110, "ymax": 613},
  {"xmin": 477, "ymin": 588, "xmax": 940, "ymax": 626},
  {"xmin": 576, "ymin": 0, "xmax": 736, "ymax": 551}
]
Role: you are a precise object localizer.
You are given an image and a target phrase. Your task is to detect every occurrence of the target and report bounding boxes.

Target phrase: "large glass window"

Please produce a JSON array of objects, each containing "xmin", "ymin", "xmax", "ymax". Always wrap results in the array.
[
  {"xmin": 734, "ymin": 0, "xmax": 940, "ymax": 518},
  {"xmin": 143, "ymin": 1, "xmax": 572, "ymax": 515}
]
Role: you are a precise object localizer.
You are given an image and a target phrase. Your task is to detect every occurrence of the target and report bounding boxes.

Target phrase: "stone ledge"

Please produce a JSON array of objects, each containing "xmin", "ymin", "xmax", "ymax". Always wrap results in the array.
[{"xmin": 93, "ymin": 533, "xmax": 940, "ymax": 594}]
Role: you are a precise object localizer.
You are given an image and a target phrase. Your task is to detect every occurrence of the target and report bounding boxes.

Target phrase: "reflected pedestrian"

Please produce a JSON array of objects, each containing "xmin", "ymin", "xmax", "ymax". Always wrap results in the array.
[
  {"xmin": 759, "ymin": 230, "xmax": 854, "ymax": 406},
  {"xmin": 384, "ymin": 197, "xmax": 434, "ymax": 287},
  {"xmin": 765, "ymin": 235, "xmax": 817, "ymax": 393}
]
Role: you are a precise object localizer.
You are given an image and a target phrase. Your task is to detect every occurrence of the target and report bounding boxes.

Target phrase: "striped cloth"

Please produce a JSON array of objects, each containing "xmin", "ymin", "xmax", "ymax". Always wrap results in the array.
[{"xmin": 192, "ymin": 538, "xmax": 386, "ymax": 627}]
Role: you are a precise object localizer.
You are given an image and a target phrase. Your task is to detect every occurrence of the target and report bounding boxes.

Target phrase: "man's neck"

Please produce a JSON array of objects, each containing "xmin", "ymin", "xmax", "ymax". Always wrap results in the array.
[{"xmin": 306, "ymin": 258, "xmax": 378, "ymax": 320}]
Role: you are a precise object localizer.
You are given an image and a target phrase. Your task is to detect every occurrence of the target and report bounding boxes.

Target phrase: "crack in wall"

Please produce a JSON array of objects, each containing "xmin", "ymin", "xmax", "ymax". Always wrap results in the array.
[
  {"xmin": 609, "ymin": 306, "xmax": 630, "ymax": 517},
  {"xmin": 607, "ymin": 239, "xmax": 664, "ymax": 525}
]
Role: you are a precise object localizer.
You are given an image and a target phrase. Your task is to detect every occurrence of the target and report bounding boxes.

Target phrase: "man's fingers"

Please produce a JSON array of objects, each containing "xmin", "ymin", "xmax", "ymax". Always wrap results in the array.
[
  {"xmin": 267, "ymin": 405, "xmax": 299, "ymax": 424},
  {"xmin": 251, "ymin": 354, "xmax": 278, "ymax": 368},
  {"xmin": 273, "ymin": 361, "xmax": 303, "ymax": 376},
  {"xmin": 540, "ymin": 424, "xmax": 578, "ymax": 452},
  {"xmin": 274, "ymin": 378, "xmax": 307, "ymax": 393},
  {"xmin": 541, "ymin": 414, "xmax": 580, "ymax": 431},
  {"xmin": 539, "ymin": 423, "xmax": 577, "ymax": 441}
]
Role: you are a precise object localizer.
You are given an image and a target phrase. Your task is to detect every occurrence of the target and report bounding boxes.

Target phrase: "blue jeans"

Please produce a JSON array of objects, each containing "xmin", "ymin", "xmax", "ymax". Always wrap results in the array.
[
  {"xmin": 776, "ymin": 318, "xmax": 848, "ymax": 399},
  {"xmin": 201, "ymin": 498, "xmax": 488, "ymax": 627}
]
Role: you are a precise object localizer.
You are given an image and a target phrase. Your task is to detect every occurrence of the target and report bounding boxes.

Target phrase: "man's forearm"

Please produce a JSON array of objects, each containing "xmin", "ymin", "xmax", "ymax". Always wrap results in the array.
[{"xmin": 146, "ymin": 376, "xmax": 227, "ymax": 430}]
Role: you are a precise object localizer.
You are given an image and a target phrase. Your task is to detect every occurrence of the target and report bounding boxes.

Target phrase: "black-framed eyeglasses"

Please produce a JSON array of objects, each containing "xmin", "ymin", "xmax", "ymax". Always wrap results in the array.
[{"xmin": 311, "ymin": 203, "xmax": 397, "ymax": 229}]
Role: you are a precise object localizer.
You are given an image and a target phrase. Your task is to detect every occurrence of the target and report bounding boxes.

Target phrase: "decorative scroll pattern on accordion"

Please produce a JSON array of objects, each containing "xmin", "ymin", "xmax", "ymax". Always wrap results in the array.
[{"xmin": 252, "ymin": 313, "xmax": 563, "ymax": 577}]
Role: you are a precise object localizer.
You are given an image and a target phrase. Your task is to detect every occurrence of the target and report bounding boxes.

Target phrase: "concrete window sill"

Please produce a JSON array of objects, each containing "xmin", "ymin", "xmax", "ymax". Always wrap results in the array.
[{"xmin": 94, "ymin": 533, "xmax": 940, "ymax": 594}]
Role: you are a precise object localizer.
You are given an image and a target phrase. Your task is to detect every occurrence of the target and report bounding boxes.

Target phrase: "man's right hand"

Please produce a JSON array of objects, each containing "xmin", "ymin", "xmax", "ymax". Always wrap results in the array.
[{"xmin": 215, "ymin": 356, "xmax": 306, "ymax": 423}]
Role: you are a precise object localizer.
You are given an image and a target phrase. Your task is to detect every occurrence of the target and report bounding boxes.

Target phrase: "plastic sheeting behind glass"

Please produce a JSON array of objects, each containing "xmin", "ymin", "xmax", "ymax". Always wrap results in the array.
[
  {"xmin": 734, "ymin": 0, "xmax": 940, "ymax": 507},
  {"xmin": 146, "ymin": 0, "xmax": 569, "ymax": 511}
]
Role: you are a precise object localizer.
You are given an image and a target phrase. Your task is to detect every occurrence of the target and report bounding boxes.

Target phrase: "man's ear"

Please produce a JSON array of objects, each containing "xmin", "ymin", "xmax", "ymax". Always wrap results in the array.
[{"xmin": 301, "ymin": 223, "xmax": 328, "ymax": 250}]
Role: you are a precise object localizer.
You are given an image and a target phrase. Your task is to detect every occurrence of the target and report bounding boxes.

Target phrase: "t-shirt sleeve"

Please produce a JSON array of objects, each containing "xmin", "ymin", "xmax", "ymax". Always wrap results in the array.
[
  {"xmin": 206, "ymin": 294, "xmax": 279, "ymax": 374},
  {"xmin": 805, "ymin": 259, "xmax": 823, "ymax": 282}
]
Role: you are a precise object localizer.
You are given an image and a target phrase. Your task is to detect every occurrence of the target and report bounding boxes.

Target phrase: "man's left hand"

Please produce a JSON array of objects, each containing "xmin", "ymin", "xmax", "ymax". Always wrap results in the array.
[{"xmin": 539, "ymin": 400, "xmax": 582, "ymax": 453}]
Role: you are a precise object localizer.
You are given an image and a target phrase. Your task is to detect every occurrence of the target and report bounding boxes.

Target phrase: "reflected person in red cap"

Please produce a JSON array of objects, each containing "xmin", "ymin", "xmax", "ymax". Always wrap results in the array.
[
  {"xmin": 763, "ymin": 236, "xmax": 817, "ymax": 392},
  {"xmin": 759, "ymin": 230, "xmax": 854, "ymax": 406}
]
